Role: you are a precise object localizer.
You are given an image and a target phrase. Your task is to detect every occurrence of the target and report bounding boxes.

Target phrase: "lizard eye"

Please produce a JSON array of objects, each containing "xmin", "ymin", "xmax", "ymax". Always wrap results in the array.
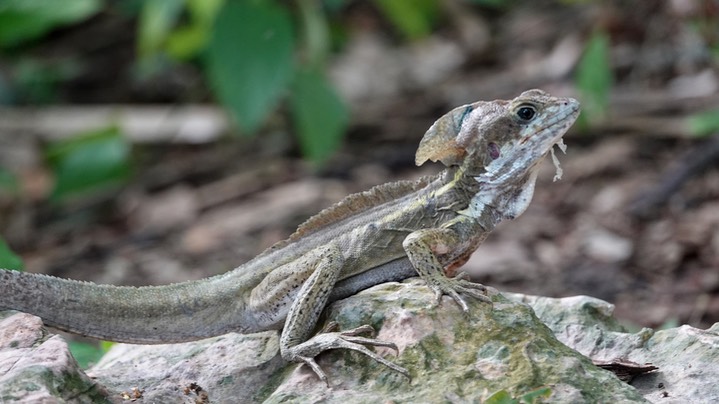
[
  {"xmin": 516, "ymin": 105, "xmax": 536, "ymax": 121},
  {"xmin": 488, "ymin": 142, "xmax": 500, "ymax": 160}
]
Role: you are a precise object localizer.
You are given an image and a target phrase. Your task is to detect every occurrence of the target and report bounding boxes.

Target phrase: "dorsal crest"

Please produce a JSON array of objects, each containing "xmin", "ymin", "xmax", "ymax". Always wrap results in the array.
[{"xmin": 288, "ymin": 176, "xmax": 433, "ymax": 241}]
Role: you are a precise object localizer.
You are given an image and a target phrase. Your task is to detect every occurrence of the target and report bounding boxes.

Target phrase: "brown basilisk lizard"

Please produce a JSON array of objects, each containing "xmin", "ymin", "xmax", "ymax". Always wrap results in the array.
[{"xmin": 0, "ymin": 90, "xmax": 579, "ymax": 384}]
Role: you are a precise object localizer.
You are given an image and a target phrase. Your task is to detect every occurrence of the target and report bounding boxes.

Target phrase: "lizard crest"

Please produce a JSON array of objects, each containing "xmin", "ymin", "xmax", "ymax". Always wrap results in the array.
[{"xmin": 288, "ymin": 176, "xmax": 432, "ymax": 241}]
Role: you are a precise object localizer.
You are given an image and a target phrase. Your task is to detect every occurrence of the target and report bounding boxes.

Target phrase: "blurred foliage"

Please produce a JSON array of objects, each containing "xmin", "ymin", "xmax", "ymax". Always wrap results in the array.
[
  {"xmin": 0, "ymin": 173, "xmax": 19, "ymax": 270},
  {"xmin": 0, "ymin": 0, "xmax": 468, "ymax": 165},
  {"xmin": 139, "ymin": 0, "xmax": 349, "ymax": 164},
  {"xmin": 45, "ymin": 127, "xmax": 132, "ymax": 201},
  {"xmin": 0, "ymin": 0, "xmax": 102, "ymax": 48},
  {"xmin": 0, "ymin": 0, "xmax": 632, "ymax": 166},
  {"xmin": 467, "ymin": 0, "xmax": 508, "ymax": 7},
  {"xmin": 68, "ymin": 340, "xmax": 113, "ymax": 369},
  {"xmin": 372, "ymin": 0, "xmax": 440, "ymax": 40},
  {"xmin": 484, "ymin": 386, "xmax": 553, "ymax": 404},
  {"xmin": 12, "ymin": 58, "xmax": 80, "ymax": 104},
  {"xmin": 297, "ymin": 0, "xmax": 331, "ymax": 68},
  {"xmin": 658, "ymin": 317, "xmax": 680, "ymax": 330},
  {"xmin": 0, "ymin": 237, "xmax": 23, "ymax": 271},
  {"xmin": 0, "ymin": 168, "xmax": 19, "ymax": 194},
  {"xmin": 137, "ymin": 0, "xmax": 185, "ymax": 58},
  {"xmin": 206, "ymin": 0, "xmax": 295, "ymax": 133},
  {"xmin": 138, "ymin": 0, "xmax": 223, "ymax": 61},
  {"xmin": 575, "ymin": 30, "xmax": 612, "ymax": 129},
  {"xmin": 291, "ymin": 69, "xmax": 348, "ymax": 161},
  {"xmin": 688, "ymin": 109, "xmax": 719, "ymax": 137}
]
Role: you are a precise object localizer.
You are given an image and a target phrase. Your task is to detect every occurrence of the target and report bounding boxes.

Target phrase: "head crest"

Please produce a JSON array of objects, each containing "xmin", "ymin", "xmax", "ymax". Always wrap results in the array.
[{"xmin": 416, "ymin": 103, "xmax": 475, "ymax": 166}]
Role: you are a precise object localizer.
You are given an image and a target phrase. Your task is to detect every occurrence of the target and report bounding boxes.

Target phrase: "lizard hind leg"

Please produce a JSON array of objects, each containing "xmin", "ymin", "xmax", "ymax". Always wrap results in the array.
[{"xmin": 278, "ymin": 244, "xmax": 409, "ymax": 385}]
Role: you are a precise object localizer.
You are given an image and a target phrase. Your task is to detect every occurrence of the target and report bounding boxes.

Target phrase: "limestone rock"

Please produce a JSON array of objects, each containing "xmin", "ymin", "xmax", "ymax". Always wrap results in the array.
[
  {"xmin": 2, "ymin": 281, "xmax": 717, "ymax": 403},
  {"xmin": 0, "ymin": 312, "xmax": 110, "ymax": 403},
  {"xmin": 88, "ymin": 332, "xmax": 285, "ymax": 403},
  {"xmin": 511, "ymin": 294, "xmax": 719, "ymax": 403},
  {"xmin": 259, "ymin": 280, "xmax": 644, "ymax": 403}
]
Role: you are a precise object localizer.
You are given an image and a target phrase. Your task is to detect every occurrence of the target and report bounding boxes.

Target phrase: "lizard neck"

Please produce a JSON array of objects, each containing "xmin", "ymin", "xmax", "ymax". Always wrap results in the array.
[{"xmin": 441, "ymin": 156, "xmax": 541, "ymax": 228}]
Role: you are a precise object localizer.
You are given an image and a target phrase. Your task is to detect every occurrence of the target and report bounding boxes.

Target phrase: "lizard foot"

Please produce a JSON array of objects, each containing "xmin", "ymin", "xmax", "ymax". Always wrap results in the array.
[
  {"xmin": 428, "ymin": 271, "xmax": 492, "ymax": 312},
  {"xmin": 287, "ymin": 324, "xmax": 410, "ymax": 386}
]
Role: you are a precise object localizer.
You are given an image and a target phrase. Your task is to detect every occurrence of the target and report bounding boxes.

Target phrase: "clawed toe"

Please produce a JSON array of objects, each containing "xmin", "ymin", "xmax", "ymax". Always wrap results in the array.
[
  {"xmin": 297, "ymin": 355, "xmax": 330, "ymax": 386},
  {"xmin": 339, "ymin": 324, "xmax": 375, "ymax": 337},
  {"xmin": 428, "ymin": 278, "xmax": 492, "ymax": 312},
  {"xmin": 286, "ymin": 325, "xmax": 410, "ymax": 385}
]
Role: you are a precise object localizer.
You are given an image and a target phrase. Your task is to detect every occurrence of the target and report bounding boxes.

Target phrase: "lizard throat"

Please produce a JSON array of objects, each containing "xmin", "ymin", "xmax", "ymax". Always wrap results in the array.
[{"xmin": 459, "ymin": 168, "xmax": 540, "ymax": 223}]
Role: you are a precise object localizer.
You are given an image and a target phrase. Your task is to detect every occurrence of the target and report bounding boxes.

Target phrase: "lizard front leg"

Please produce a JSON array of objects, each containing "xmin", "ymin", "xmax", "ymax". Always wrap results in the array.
[
  {"xmin": 403, "ymin": 217, "xmax": 492, "ymax": 312},
  {"xmin": 259, "ymin": 244, "xmax": 409, "ymax": 385}
]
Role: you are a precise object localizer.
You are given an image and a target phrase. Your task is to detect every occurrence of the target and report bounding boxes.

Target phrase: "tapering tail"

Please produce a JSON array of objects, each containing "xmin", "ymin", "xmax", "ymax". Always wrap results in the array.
[{"xmin": 0, "ymin": 269, "xmax": 252, "ymax": 343}]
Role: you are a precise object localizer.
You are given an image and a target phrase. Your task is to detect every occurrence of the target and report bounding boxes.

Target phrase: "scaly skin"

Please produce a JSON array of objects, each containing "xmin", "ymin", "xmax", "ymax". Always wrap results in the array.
[{"xmin": 0, "ymin": 90, "xmax": 580, "ymax": 384}]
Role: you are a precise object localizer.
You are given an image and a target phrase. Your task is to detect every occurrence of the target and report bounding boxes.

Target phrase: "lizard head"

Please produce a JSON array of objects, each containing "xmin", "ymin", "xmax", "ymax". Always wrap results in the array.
[
  {"xmin": 416, "ymin": 89, "xmax": 580, "ymax": 220},
  {"xmin": 416, "ymin": 89, "xmax": 580, "ymax": 173}
]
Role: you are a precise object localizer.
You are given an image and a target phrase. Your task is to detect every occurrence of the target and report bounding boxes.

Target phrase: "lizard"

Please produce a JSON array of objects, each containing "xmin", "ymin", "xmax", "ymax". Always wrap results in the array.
[{"xmin": 0, "ymin": 89, "xmax": 579, "ymax": 385}]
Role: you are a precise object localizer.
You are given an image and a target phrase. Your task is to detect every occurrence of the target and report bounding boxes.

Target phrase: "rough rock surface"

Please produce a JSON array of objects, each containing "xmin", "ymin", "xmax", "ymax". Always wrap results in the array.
[
  {"xmin": 509, "ymin": 294, "xmax": 719, "ymax": 403},
  {"xmin": 0, "ymin": 280, "xmax": 716, "ymax": 403},
  {"xmin": 0, "ymin": 312, "xmax": 110, "ymax": 403}
]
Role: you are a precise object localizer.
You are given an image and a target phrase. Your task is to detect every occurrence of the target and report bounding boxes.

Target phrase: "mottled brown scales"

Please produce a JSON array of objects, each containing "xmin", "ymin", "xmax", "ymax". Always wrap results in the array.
[{"xmin": 0, "ymin": 90, "xmax": 580, "ymax": 386}]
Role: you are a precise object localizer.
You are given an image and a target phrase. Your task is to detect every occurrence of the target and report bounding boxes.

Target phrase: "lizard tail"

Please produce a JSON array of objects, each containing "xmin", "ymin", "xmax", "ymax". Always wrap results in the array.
[{"xmin": 0, "ymin": 269, "xmax": 253, "ymax": 343}]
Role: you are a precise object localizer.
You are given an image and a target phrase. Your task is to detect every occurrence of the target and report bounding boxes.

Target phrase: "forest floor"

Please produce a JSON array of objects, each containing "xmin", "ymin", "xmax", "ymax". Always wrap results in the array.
[{"xmin": 1, "ymin": 1, "xmax": 718, "ymax": 331}]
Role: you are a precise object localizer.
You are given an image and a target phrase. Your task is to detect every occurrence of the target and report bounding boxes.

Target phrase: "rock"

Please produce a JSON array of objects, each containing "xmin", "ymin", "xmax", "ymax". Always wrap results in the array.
[
  {"xmin": 88, "ymin": 332, "xmax": 285, "ymax": 403},
  {"xmin": 1, "ymin": 281, "xmax": 717, "ymax": 403},
  {"xmin": 510, "ymin": 294, "xmax": 719, "ymax": 403},
  {"xmin": 0, "ymin": 312, "xmax": 110, "ymax": 403},
  {"xmin": 259, "ymin": 281, "xmax": 644, "ymax": 403}
]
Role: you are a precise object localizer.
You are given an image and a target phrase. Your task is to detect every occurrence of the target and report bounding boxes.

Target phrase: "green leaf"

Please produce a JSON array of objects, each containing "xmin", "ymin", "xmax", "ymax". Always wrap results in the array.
[
  {"xmin": 0, "ymin": 168, "xmax": 19, "ymax": 194},
  {"xmin": 484, "ymin": 389, "xmax": 518, "ymax": 404},
  {"xmin": 99, "ymin": 340, "xmax": 116, "ymax": 351},
  {"xmin": 186, "ymin": 0, "xmax": 224, "ymax": 25},
  {"xmin": 206, "ymin": 0, "xmax": 294, "ymax": 133},
  {"xmin": 46, "ymin": 127, "xmax": 132, "ymax": 201},
  {"xmin": 372, "ymin": 0, "xmax": 439, "ymax": 40},
  {"xmin": 166, "ymin": 24, "xmax": 211, "ymax": 60},
  {"xmin": 68, "ymin": 341, "xmax": 107, "ymax": 369},
  {"xmin": 0, "ymin": 237, "xmax": 23, "ymax": 271},
  {"xmin": 465, "ymin": 0, "xmax": 508, "ymax": 8},
  {"xmin": 165, "ymin": 0, "xmax": 223, "ymax": 60},
  {"xmin": 13, "ymin": 58, "xmax": 80, "ymax": 104},
  {"xmin": 575, "ymin": 30, "xmax": 612, "ymax": 127},
  {"xmin": 658, "ymin": 317, "xmax": 680, "ymax": 330},
  {"xmin": 687, "ymin": 109, "xmax": 719, "ymax": 137},
  {"xmin": 519, "ymin": 387, "xmax": 552, "ymax": 403},
  {"xmin": 137, "ymin": 0, "xmax": 185, "ymax": 57},
  {"xmin": 290, "ymin": 69, "xmax": 348, "ymax": 163},
  {"xmin": 0, "ymin": 0, "xmax": 102, "ymax": 48},
  {"xmin": 323, "ymin": 0, "xmax": 349, "ymax": 12},
  {"xmin": 297, "ymin": 0, "xmax": 330, "ymax": 69}
]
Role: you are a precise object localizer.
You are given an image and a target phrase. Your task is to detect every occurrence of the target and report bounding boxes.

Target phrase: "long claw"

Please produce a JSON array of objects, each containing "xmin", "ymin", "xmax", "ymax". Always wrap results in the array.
[
  {"xmin": 428, "ymin": 277, "xmax": 492, "ymax": 311},
  {"xmin": 341, "ymin": 335, "xmax": 400, "ymax": 353},
  {"xmin": 447, "ymin": 289, "xmax": 469, "ymax": 312},
  {"xmin": 321, "ymin": 321, "xmax": 340, "ymax": 333},
  {"xmin": 432, "ymin": 288, "xmax": 443, "ymax": 307},
  {"xmin": 297, "ymin": 355, "xmax": 330, "ymax": 387},
  {"xmin": 289, "ymin": 326, "xmax": 410, "ymax": 385},
  {"xmin": 340, "ymin": 324, "xmax": 375, "ymax": 337},
  {"xmin": 336, "ymin": 340, "xmax": 410, "ymax": 379}
]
